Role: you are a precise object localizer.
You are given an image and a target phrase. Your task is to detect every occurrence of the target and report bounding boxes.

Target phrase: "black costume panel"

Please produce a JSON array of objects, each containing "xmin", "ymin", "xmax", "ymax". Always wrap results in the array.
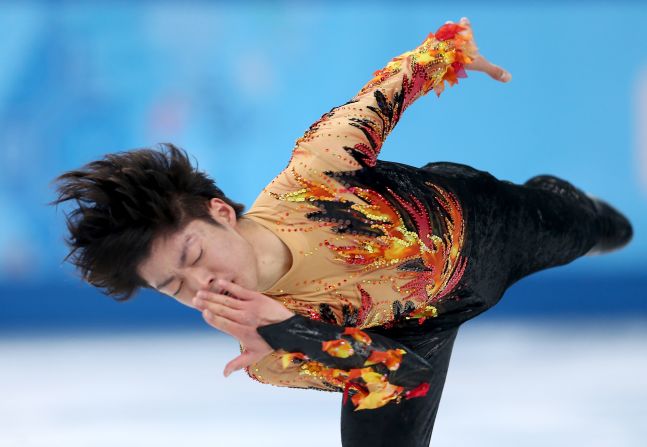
[
  {"xmin": 338, "ymin": 161, "xmax": 605, "ymax": 446},
  {"xmin": 341, "ymin": 323, "xmax": 458, "ymax": 447},
  {"xmin": 258, "ymin": 314, "xmax": 435, "ymax": 390},
  {"xmin": 258, "ymin": 159, "xmax": 621, "ymax": 446}
]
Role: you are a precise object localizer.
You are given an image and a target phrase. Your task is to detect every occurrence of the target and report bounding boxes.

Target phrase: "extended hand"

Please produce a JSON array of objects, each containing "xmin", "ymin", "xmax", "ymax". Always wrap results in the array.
[
  {"xmin": 193, "ymin": 279, "xmax": 295, "ymax": 377},
  {"xmin": 456, "ymin": 17, "xmax": 512, "ymax": 83}
]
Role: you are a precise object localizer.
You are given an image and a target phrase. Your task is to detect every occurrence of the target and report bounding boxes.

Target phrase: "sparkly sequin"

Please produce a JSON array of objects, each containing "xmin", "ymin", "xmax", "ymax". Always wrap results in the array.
[
  {"xmin": 275, "ymin": 327, "xmax": 429, "ymax": 411},
  {"xmin": 244, "ymin": 23, "xmax": 478, "ymax": 402}
]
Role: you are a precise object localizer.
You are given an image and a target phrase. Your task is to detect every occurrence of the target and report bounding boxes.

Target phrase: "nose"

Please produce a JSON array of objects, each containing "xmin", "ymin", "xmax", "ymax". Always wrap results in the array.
[
  {"xmin": 199, "ymin": 275, "xmax": 216, "ymax": 291},
  {"xmin": 191, "ymin": 269, "xmax": 216, "ymax": 293}
]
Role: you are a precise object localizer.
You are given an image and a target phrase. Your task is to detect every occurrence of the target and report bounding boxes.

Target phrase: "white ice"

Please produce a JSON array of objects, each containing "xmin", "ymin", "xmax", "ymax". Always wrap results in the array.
[{"xmin": 1, "ymin": 319, "xmax": 646, "ymax": 447}]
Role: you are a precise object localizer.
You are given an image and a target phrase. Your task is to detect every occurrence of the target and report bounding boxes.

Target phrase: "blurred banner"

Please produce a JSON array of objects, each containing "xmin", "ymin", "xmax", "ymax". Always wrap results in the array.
[{"xmin": 1, "ymin": 2, "xmax": 645, "ymax": 330}]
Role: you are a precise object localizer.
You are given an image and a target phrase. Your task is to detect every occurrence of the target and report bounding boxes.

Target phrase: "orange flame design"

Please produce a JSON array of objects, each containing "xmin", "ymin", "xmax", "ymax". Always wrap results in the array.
[
  {"xmin": 359, "ymin": 23, "xmax": 476, "ymax": 99},
  {"xmin": 343, "ymin": 327, "xmax": 372, "ymax": 344},
  {"xmin": 364, "ymin": 348, "xmax": 407, "ymax": 371},
  {"xmin": 297, "ymin": 360, "xmax": 430, "ymax": 411},
  {"xmin": 322, "ymin": 339, "xmax": 355, "ymax": 358},
  {"xmin": 329, "ymin": 184, "xmax": 466, "ymax": 304},
  {"xmin": 268, "ymin": 168, "xmax": 338, "ymax": 203}
]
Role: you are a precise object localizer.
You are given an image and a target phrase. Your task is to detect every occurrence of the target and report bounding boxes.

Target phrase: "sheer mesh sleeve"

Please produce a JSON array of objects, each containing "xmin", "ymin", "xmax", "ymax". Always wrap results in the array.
[{"xmin": 291, "ymin": 23, "xmax": 477, "ymax": 172}]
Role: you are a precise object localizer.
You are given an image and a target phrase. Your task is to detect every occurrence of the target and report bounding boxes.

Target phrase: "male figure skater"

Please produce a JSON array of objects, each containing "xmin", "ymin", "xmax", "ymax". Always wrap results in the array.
[{"xmin": 53, "ymin": 18, "xmax": 633, "ymax": 446}]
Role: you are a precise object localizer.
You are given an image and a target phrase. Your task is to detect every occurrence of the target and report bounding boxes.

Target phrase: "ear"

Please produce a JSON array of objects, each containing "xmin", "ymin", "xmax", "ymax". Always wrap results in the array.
[{"xmin": 207, "ymin": 198, "xmax": 237, "ymax": 227}]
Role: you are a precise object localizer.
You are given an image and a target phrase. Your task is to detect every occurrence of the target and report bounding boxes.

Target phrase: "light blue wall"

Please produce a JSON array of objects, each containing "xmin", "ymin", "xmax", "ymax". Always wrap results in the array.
[{"xmin": 0, "ymin": 2, "xmax": 645, "ymax": 326}]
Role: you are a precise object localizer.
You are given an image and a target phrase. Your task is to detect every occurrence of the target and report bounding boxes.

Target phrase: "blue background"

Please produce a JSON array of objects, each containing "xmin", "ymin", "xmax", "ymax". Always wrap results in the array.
[{"xmin": 1, "ymin": 1, "xmax": 646, "ymax": 331}]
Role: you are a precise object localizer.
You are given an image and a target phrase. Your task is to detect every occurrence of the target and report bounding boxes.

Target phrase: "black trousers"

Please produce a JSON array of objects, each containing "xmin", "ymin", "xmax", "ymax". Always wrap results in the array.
[{"xmin": 340, "ymin": 162, "xmax": 603, "ymax": 446}]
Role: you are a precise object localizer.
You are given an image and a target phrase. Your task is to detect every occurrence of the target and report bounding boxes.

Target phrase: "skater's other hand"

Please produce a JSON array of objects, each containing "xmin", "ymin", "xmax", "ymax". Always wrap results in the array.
[
  {"xmin": 456, "ymin": 17, "xmax": 512, "ymax": 83},
  {"xmin": 192, "ymin": 279, "xmax": 295, "ymax": 377}
]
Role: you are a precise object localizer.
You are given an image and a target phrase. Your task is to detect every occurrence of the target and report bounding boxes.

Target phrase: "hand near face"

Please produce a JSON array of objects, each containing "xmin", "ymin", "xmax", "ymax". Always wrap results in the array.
[{"xmin": 192, "ymin": 279, "xmax": 295, "ymax": 377}]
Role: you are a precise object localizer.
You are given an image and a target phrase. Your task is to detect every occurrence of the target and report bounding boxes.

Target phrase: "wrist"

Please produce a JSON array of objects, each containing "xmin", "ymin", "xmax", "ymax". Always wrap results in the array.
[{"xmin": 259, "ymin": 308, "xmax": 295, "ymax": 326}]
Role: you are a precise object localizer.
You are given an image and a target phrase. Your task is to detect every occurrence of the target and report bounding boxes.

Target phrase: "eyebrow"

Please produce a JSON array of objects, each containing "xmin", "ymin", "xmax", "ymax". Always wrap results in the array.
[{"xmin": 154, "ymin": 235, "xmax": 191, "ymax": 290}]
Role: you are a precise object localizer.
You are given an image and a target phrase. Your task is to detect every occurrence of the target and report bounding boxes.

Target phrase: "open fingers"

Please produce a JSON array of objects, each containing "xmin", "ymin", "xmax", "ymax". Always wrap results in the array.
[
  {"xmin": 447, "ymin": 16, "xmax": 511, "ymax": 83},
  {"xmin": 195, "ymin": 289, "xmax": 245, "ymax": 310},
  {"xmin": 202, "ymin": 308, "xmax": 248, "ymax": 338},
  {"xmin": 466, "ymin": 55, "xmax": 512, "ymax": 83},
  {"xmin": 217, "ymin": 279, "xmax": 254, "ymax": 300},
  {"xmin": 224, "ymin": 351, "xmax": 254, "ymax": 377},
  {"xmin": 197, "ymin": 299, "xmax": 246, "ymax": 324},
  {"xmin": 487, "ymin": 64, "xmax": 512, "ymax": 83}
]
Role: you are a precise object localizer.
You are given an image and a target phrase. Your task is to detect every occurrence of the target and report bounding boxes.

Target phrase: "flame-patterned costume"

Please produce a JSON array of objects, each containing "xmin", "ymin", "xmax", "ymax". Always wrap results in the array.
[
  {"xmin": 221, "ymin": 19, "xmax": 637, "ymax": 447},
  {"xmin": 243, "ymin": 23, "xmax": 477, "ymax": 412}
]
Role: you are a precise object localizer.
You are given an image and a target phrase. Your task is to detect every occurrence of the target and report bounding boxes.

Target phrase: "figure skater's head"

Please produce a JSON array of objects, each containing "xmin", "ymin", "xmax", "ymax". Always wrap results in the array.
[{"xmin": 51, "ymin": 143, "xmax": 250, "ymax": 304}]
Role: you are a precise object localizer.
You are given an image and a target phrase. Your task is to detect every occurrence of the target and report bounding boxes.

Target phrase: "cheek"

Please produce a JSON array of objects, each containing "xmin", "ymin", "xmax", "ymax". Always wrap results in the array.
[
  {"xmin": 203, "ymin": 250, "xmax": 224, "ymax": 269},
  {"xmin": 203, "ymin": 236, "xmax": 253, "ymax": 272},
  {"xmin": 206, "ymin": 246, "xmax": 236, "ymax": 267}
]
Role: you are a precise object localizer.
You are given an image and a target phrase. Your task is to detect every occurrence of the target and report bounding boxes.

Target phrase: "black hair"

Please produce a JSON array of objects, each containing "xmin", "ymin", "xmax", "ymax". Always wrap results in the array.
[{"xmin": 51, "ymin": 143, "xmax": 245, "ymax": 301}]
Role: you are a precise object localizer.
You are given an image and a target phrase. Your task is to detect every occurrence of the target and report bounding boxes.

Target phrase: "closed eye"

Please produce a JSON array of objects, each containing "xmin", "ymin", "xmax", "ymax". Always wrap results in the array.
[
  {"xmin": 173, "ymin": 247, "xmax": 203, "ymax": 296},
  {"xmin": 192, "ymin": 248, "xmax": 203, "ymax": 265}
]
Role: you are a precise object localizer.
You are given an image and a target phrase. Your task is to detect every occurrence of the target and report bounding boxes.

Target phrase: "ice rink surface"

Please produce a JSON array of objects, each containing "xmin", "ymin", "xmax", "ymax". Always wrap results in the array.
[{"xmin": 2, "ymin": 319, "xmax": 646, "ymax": 447}]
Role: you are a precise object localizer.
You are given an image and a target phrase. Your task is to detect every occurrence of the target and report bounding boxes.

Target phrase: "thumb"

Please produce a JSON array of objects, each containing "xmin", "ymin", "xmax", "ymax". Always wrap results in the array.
[
  {"xmin": 465, "ymin": 56, "xmax": 512, "ymax": 83},
  {"xmin": 489, "ymin": 64, "xmax": 512, "ymax": 83},
  {"xmin": 223, "ymin": 351, "xmax": 253, "ymax": 377}
]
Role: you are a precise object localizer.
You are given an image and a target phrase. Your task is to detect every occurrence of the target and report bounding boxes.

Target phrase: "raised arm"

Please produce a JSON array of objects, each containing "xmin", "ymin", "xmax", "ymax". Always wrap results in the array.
[{"xmin": 292, "ymin": 17, "xmax": 510, "ymax": 171}]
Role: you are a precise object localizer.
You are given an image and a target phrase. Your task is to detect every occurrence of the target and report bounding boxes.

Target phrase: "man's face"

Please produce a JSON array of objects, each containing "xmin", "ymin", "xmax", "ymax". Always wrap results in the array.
[{"xmin": 137, "ymin": 199, "xmax": 258, "ymax": 308}]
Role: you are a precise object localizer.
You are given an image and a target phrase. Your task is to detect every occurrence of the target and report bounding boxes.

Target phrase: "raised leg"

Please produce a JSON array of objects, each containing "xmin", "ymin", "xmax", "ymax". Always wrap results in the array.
[{"xmin": 502, "ymin": 174, "xmax": 633, "ymax": 285}]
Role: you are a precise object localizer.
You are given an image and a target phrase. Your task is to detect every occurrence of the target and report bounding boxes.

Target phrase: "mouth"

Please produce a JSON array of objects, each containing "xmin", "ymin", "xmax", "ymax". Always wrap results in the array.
[{"xmin": 220, "ymin": 280, "xmax": 235, "ymax": 297}]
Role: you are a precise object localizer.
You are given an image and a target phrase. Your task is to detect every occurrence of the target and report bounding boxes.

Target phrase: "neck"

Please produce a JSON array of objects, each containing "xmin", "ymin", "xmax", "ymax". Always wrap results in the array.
[{"xmin": 237, "ymin": 216, "xmax": 292, "ymax": 292}]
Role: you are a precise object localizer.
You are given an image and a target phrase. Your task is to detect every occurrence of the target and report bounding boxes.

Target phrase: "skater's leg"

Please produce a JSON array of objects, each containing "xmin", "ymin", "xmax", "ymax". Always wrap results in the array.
[
  {"xmin": 502, "ymin": 174, "xmax": 632, "ymax": 286},
  {"xmin": 340, "ymin": 327, "xmax": 458, "ymax": 447},
  {"xmin": 523, "ymin": 175, "xmax": 634, "ymax": 256},
  {"xmin": 420, "ymin": 163, "xmax": 632, "ymax": 280},
  {"xmin": 417, "ymin": 163, "xmax": 633, "ymax": 319}
]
